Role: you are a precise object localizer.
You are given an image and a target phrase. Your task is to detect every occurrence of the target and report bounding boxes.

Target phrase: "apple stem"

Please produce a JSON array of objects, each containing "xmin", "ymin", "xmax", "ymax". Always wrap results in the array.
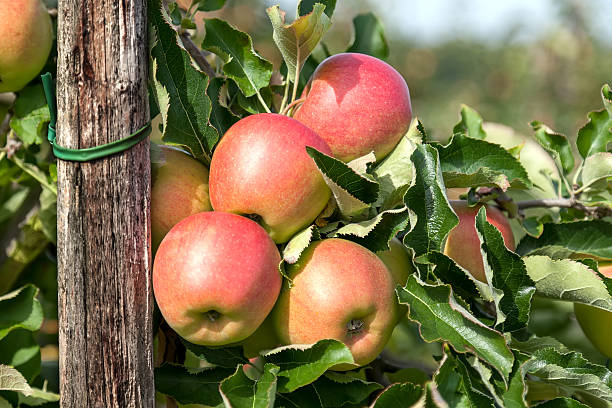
[
  {"xmin": 291, "ymin": 50, "xmax": 302, "ymax": 105},
  {"xmin": 280, "ymin": 97, "xmax": 305, "ymax": 116},
  {"xmin": 279, "ymin": 77, "xmax": 291, "ymax": 113}
]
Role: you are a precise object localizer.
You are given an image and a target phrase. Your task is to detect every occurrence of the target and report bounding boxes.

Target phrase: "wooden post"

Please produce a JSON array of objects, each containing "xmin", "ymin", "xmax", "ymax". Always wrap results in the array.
[{"xmin": 56, "ymin": 0, "xmax": 154, "ymax": 406}]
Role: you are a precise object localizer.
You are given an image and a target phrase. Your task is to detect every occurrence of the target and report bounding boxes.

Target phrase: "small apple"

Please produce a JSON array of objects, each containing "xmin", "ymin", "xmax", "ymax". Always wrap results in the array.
[
  {"xmin": 444, "ymin": 200, "xmax": 516, "ymax": 282},
  {"xmin": 151, "ymin": 145, "xmax": 212, "ymax": 250},
  {"xmin": 574, "ymin": 263, "xmax": 612, "ymax": 358},
  {"xmin": 209, "ymin": 113, "xmax": 332, "ymax": 243},
  {"xmin": 294, "ymin": 52, "xmax": 412, "ymax": 162},
  {"xmin": 272, "ymin": 238, "xmax": 398, "ymax": 370},
  {"xmin": 0, "ymin": 0, "xmax": 53, "ymax": 93},
  {"xmin": 153, "ymin": 211, "xmax": 282, "ymax": 346}
]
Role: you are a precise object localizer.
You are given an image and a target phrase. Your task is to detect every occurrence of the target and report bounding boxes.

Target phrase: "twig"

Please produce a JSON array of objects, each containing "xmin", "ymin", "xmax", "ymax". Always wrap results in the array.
[{"xmin": 179, "ymin": 32, "xmax": 217, "ymax": 79}]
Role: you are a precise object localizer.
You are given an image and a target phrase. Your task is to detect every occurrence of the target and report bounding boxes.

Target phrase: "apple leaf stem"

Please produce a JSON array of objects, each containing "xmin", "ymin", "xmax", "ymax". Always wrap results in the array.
[
  {"xmin": 279, "ymin": 77, "xmax": 291, "ymax": 113},
  {"xmin": 179, "ymin": 32, "xmax": 217, "ymax": 79},
  {"xmin": 291, "ymin": 48, "xmax": 301, "ymax": 104}
]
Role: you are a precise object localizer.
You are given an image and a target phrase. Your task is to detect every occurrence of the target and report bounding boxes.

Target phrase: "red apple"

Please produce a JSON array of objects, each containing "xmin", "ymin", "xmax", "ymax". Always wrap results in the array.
[
  {"xmin": 272, "ymin": 238, "xmax": 398, "ymax": 370},
  {"xmin": 209, "ymin": 113, "xmax": 332, "ymax": 243},
  {"xmin": 151, "ymin": 146, "xmax": 211, "ymax": 250},
  {"xmin": 444, "ymin": 200, "xmax": 515, "ymax": 282},
  {"xmin": 153, "ymin": 212, "xmax": 282, "ymax": 346},
  {"xmin": 0, "ymin": 0, "xmax": 53, "ymax": 93},
  {"xmin": 294, "ymin": 52, "xmax": 412, "ymax": 162},
  {"xmin": 574, "ymin": 263, "xmax": 612, "ymax": 358}
]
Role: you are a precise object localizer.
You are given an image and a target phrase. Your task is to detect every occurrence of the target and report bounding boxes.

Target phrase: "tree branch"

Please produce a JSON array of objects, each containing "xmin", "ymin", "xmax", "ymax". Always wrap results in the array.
[{"xmin": 179, "ymin": 32, "xmax": 216, "ymax": 79}]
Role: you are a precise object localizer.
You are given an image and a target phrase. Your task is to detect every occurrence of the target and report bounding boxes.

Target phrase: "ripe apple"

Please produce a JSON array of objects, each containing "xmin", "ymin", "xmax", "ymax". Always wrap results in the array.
[
  {"xmin": 574, "ymin": 263, "xmax": 612, "ymax": 358},
  {"xmin": 377, "ymin": 237, "xmax": 414, "ymax": 318},
  {"xmin": 0, "ymin": 0, "xmax": 53, "ymax": 93},
  {"xmin": 240, "ymin": 315, "xmax": 280, "ymax": 359},
  {"xmin": 444, "ymin": 200, "xmax": 515, "ymax": 282},
  {"xmin": 151, "ymin": 145, "xmax": 211, "ymax": 250},
  {"xmin": 293, "ymin": 52, "xmax": 412, "ymax": 162},
  {"xmin": 153, "ymin": 211, "xmax": 282, "ymax": 346},
  {"xmin": 272, "ymin": 238, "xmax": 398, "ymax": 370},
  {"xmin": 209, "ymin": 113, "xmax": 332, "ymax": 244}
]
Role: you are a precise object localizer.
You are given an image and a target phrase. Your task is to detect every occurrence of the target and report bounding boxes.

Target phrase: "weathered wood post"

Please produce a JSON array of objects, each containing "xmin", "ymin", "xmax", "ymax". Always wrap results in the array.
[{"xmin": 56, "ymin": 0, "xmax": 155, "ymax": 406}]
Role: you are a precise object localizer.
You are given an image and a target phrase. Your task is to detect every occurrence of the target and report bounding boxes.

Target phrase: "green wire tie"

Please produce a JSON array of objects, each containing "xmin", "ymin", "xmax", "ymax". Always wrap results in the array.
[{"xmin": 41, "ymin": 73, "xmax": 151, "ymax": 162}]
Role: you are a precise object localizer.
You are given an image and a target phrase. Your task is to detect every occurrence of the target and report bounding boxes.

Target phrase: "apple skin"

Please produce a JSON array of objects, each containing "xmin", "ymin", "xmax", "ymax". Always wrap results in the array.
[
  {"xmin": 293, "ymin": 52, "xmax": 412, "ymax": 162},
  {"xmin": 209, "ymin": 113, "xmax": 332, "ymax": 244},
  {"xmin": 272, "ymin": 238, "xmax": 398, "ymax": 370},
  {"xmin": 444, "ymin": 200, "xmax": 516, "ymax": 282},
  {"xmin": 574, "ymin": 263, "xmax": 612, "ymax": 358},
  {"xmin": 153, "ymin": 211, "xmax": 282, "ymax": 346},
  {"xmin": 240, "ymin": 315, "xmax": 280, "ymax": 359},
  {"xmin": 151, "ymin": 146, "xmax": 212, "ymax": 251},
  {"xmin": 0, "ymin": 0, "xmax": 53, "ymax": 93},
  {"xmin": 377, "ymin": 237, "xmax": 414, "ymax": 318}
]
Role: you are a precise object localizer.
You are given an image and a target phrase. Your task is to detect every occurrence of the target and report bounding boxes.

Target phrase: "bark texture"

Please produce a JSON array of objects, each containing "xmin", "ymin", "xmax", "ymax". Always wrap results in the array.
[{"xmin": 56, "ymin": 0, "xmax": 154, "ymax": 406}]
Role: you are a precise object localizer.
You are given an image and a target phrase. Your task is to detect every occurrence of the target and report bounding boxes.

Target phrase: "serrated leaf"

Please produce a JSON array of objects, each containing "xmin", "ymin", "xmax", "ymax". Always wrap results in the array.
[
  {"xmin": 182, "ymin": 340, "xmax": 248, "ymax": 368},
  {"xmin": 576, "ymin": 84, "xmax": 612, "ymax": 159},
  {"xmin": 373, "ymin": 121, "xmax": 418, "ymax": 210},
  {"xmin": 346, "ymin": 13, "xmax": 389, "ymax": 60},
  {"xmin": 0, "ymin": 365, "xmax": 31, "ymax": 394},
  {"xmin": 332, "ymin": 207, "xmax": 410, "ymax": 253},
  {"xmin": 149, "ymin": 0, "xmax": 219, "ymax": 164},
  {"xmin": 397, "ymin": 275, "xmax": 514, "ymax": 380},
  {"xmin": 510, "ymin": 336, "xmax": 571, "ymax": 355},
  {"xmin": 521, "ymin": 216, "xmax": 544, "ymax": 238},
  {"xmin": 207, "ymin": 77, "xmax": 239, "ymax": 136},
  {"xmin": 297, "ymin": 0, "xmax": 336, "ymax": 18},
  {"xmin": 202, "ymin": 19, "xmax": 273, "ymax": 99},
  {"xmin": 154, "ymin": 363, "xmax": 234, "ymax": 406},
  {"xmin": 0, "ymin": 285, "xmax": 43, "ymax": 341},
  {"xmin": 219, "ymin": 363, "xmax": 279, "ymax": 408},
  {"xmin": 434, "ymin": 134, "xmax": 532, "ymax": 190},
  {"xmin": 523, "ymin": 348, "xmax": 612, "ymax": 405},
  {"xmin": 403, "ymin": 144, "xmax": 458, "ymax": 257},
  {"xmin": 453, "ymin": 104, "xmax": 487, "ymax": 140},
  {"xmin": 533, "ymin": 398, "xmax": 591, "ymax": 408},
  {"xmin": 530, "ymin": 121, "xmax": 575, "ymax": 175},
  {"xmin": 194, "ymin": 0, "xmax": 226, "ymax": 12},
  {"xmin": 283, "ymin": 225, "xmax": 320, "ymax": 264},
  {"xmin": 502, "ymin": 350, "xmax": 530, "ymax": 408},
  {"xmin": 517, "ymin": 220, "xmax": 612, "ymax": 260},
  {"xmin": 263, "ymin": 340, "xmax": 354, "ymax": 393},
  {"xmin": 267, "ymin": 4, "xmax": 331, "ymax": 84},
  {"xmin": 424, "ymin": 251, "xmax": 489, "ymax": 302},
  {"xmin": 9, "ymin": 85, "xmax": 50, "ymax": 146},
  {"xmin": 582, "ymin": 152, "xmax": 612, "ymax": 189},
  {"xmin": 454, "ymin": 353, "xmax": 499, "ymax": 407},
  {"xmin": 433, "ymin": 351, "xmax": 487, "ymax": 407},
  {"xmin": 523, "ymin": 255, "xmax": 612, "ymax": 312},
  {"xmin": 371, "ymin": 382, "xmax": 423, "ymax": 407},
  {"xmin": 475, "ymin": 207, "xmax": 536, "ymax": 332},
  {"xmin": 307, "ymin": 146, "xmax": 379, "ymax": 217}
]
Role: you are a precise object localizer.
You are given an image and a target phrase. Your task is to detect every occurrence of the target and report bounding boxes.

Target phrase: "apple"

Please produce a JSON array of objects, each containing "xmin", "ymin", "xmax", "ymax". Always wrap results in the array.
[
  {"xmin": 209, "ymin": 113, "xmax": 332, "ymax": 244},
  {"xmin": 293, "ymin": 52, "xmax": 412, "ymax": 162},
  {"xmin": 272, "ymin": 238, "xmax": 398, "ymax": 370},
  {"xmin": 574, "ymin": 263, "xmax": 612, "ymax": 358},
  {"xmin": 377, "ymin": 237, "xmax": 413, "ymax": 287},
  {"xmin": 0, "ymin": 0, "xmax": 53, "ymax": 93},
  {"xmin": 151, "ymin": 145, "xmax": 212, "ymax": 250},
  {"xmin": 153, "ymin": 211, "xmax": 282, "ymax": 346},
  {"xmin": 240, "ymin": 315, "xmax": 280, "ymax": 359},
  {"xmin": 444, "ymin": 200, "xmax": 516, "ymax": 282}
]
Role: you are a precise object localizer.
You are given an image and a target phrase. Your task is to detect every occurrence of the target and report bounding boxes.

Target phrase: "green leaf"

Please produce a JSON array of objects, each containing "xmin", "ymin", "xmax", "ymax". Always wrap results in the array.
[
  {"xmin": 434, "ymin": 134, "xmax": 532, "ymax": 190},
  {"xmin": 263, "ymin": 339, "xmax": 354, "ymax": 393},
  {"xmin": 502, "ymin": 351, "xmax": 530, "ymax": 408},
  {"xmin": 523, "ymin": 348, "xmax": 612, "ymax": 406},
  {"xmin": 0, "ymin": 285, "xmax": 43, "ymax": 341},
  {"xmin": 576, "ymin": 84, "xmax": 612, "ymax": 159},
  {"xmin": 372, "ymin": 121, "xmax": 418, "ymax": 210},
  {"xmin": 283, "ymin": 225, "xmax": 320, "ymax": 264},
  {"xmin": 0, "ymin": 365, "xmax": 30, "ymax": 394},
  {"xmin": 346, "ymin": 13, "xmax": 389, "ymax": 60},
  {"xmin": 516, "ymin": 220, "xmax": 612, "ymax": 260},
  {"xmin": 181, "ymin": 340, "xmax": 248, "ymax": 368},
  {"xmin": 206, "ymin": 77, "xmax": 239, "ymax": 136},
  {"xmin": 523, "ymin": 256, "xmax": 612, "ymax": 312},
  {"xmin": 0, "ymin": 329, "xmax": 41, "ymax": 382},
  {"xmin": 149, "ymin": 0, "xmax": 219, "ymax": 164},
  {"xmin": 533, "ymin": 398, "xmax": 590, "ymax": 408},
  {"xmin": 219, "ymin": 363, "xmax": 279, "ymax": 408},
  {"xmin": 424, "ymin": 251, "xmax": 487, "ymax": 302},
  {"xmin": 332, "ymin": 207, "xmax": 410, "ymax": 253},
  {"xmin": 453, "ymin": 104, "xmax": 487, "ymax": 140},
  {"xmin": 306, "ymin": 147, "xmax": 379, "ymax": 217},
  {"xmin": 403, "ymin": 144, "xmax": 458, "ymax": 257},
  {"xmin": 531, "ymin": 121, "xmax": 575, "ymax": 175},
  {"xmin": 193, "ymin": 0, "xmax": 226, "ymax": 12},
  {"xmin": 17, "ymin": 387, "xmax": 60, "ymax": 406},
  {"xmin": 154, "ymin": 363, "xmax": 234, "ymax": 406},
  {"xmin": 297, "ymin": 0, "xmax": 336, "ymax": 18},
  {"xmin": 9, "ymin": 85, "xmax": 50, "ymax": 146},
  {"xmin": 581, "ymin": 152, "xmax": 612, "ymax": 189},
  {"xmin": 203, "ymin": 18, "xmax": 273, "ymax": 99},
  {"xmin": 453, "ymin": 353, "xmax": 499, "ymax": 407},
  {"xmin": 397, "ymin": 275, "xmax": 514, "ymax": 380},
  {"xmin": 38, "ymin": 188, "xmax": 56, "ymax": 245},
  {"xmin": 371, "ymin": 383, "xmax": 423, "ymax": 407},
  {"xmin": 475, "ymin": 207, "xmax": 536, "ymax": 332},
  {"xmin": 267, "ymin": 4, "xmax": 331, "ymax": 85},
  {"xmin": 0, "ymin": 187, "xmax": 29, "ymax": 225}
]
